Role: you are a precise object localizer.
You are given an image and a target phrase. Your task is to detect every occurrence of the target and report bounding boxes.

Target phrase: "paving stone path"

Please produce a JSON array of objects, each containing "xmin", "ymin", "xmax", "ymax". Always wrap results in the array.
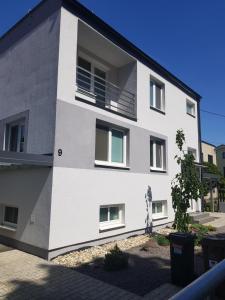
[{"xmin": 0, "ymin": 249, "xmax": 141, "ymax": 300}]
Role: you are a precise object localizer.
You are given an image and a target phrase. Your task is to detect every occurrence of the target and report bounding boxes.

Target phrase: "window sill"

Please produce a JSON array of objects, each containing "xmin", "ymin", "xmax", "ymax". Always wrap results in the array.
[
  {"xmin": 187, "ymin": 112, "xmax": 196, "ymax": 118},
  {"xmin": 150, "ymin": 168, "xmax": 167, "ymax": 174},
  {"xmin": 152, "ymin": 216, "xmax": 168, "ymax": 221},
  {"xmin": 150, "ymin": 106, "xmax": 165, "ymax": 115},
  {"xmin": 99, "ymin": 223, "xmax": 125, "ymax": 233},
  {"xmin": 95, "ymin": 162, "xmax": 130, "ymax": 170},
  {"xmin": 0, "ymin": 225, "xmax": 17, "ymax": 232}
]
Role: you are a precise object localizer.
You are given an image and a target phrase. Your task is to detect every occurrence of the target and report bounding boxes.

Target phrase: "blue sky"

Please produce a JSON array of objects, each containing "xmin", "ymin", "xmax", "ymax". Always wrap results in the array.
[{"xmin": 1, "ymin": 0, "xmax": 225, "ymax": 146}]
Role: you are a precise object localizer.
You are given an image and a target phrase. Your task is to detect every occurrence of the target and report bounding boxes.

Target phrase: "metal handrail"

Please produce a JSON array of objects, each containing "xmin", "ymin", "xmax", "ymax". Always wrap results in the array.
[
  {"xmin": 77, "ymin": 68, "xmax": 135, "ymax": 104},
  {"xmin": 77, "ymin": 77, "xmax": 134, "ymax": 107},
  {"xmin": 170, "ymin": 259, "xmax": 225, "ymax": 300},
  {"xmin": 76, "ymin": 66, "xmax": 136, "ymax": 118},
  {"xmin": 77, "ymin": 66, "xmax": 135, "ymax": 96}
]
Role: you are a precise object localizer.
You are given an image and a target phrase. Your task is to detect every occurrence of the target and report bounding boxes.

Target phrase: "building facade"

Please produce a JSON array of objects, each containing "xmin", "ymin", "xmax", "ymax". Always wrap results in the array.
[
  {"xmin": 0, "ymin": 0, "xmax": 201, "ymax": 259},
  {"xmin": 201, "ymin": 141, "xmax": 219, "ymax": 209},
  {"xmin": 216, "ymin": 145, "xmax": 225, "ymax": 177},
  {"xmin": 202, "ymin": 141, "xmax": 217, "ymax": 165}
]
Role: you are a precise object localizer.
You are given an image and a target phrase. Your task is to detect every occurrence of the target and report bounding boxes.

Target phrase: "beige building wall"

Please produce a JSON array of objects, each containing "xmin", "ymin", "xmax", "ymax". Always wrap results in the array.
[
  {"xmin": 201, "ymin": 141, "xmax": 218, "ymax": 206},
  {"xmin": 201, "ymin": 141, "xmax": 217, "ymax": 165},
  {"xmin": 216, "ymin": 145, "xmax": 225, "ymax": 177}
]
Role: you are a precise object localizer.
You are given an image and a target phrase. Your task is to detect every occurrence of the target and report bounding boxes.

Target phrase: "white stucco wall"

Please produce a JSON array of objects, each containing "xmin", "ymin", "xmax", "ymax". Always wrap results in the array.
[
  {"xmin": 48, "ymin": 7, "xmax": 201, "ymax": 251},
  {"xmin": 49, "ymin": 167, "xmax": 173, "ymax": 249}
]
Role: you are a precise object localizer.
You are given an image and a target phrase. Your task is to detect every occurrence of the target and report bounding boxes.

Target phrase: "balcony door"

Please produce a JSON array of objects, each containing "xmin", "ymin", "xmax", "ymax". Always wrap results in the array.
[
  {"xmin": 94, "ymin": 67, "xmax": 106, "ymax": 107},
  {"xmin": 77, "ymin": 56, "xmax": 106, "ymax": 107}
]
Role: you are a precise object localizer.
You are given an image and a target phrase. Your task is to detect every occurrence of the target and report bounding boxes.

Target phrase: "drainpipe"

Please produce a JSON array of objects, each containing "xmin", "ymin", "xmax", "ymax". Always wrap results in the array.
[{"xmin": 197, "ymin": 99, "xmax": 204, "ymax": 212}]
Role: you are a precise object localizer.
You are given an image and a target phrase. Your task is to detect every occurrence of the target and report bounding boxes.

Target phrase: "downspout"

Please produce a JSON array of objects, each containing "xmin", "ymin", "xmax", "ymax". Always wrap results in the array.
[{"xmin": 197, "ymin": 98, "xmax": 204, "ymax": 212}]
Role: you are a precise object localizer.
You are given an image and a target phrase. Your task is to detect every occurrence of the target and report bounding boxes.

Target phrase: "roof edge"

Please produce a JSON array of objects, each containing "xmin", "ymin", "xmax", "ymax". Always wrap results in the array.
[
  {"xmin": 0, "ymin": 0, "xmax": 201, "ymax": 101},
  {"xmin": 202, "ymin": 140, "xmax": 216, "ymax": 148}
]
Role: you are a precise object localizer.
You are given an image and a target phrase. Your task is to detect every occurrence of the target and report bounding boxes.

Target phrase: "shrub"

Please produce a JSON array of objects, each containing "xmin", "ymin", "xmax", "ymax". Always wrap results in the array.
[
  {"xmin": 189, "ymin": 224, "xmax": 209, "ymax": 245},
  {"xmin": 104, "ymin": 244, "xmax": 129, "ymax": 271},
  {"xmin": 204, "ymin": 202, "xmax": 212, "ymax": 212},
  {"xmin": 206, "ymin": 224, "xmax": 216, "ymax": 232},
  {"xmin": 154, "ymin": 234, "xmax": 170, "ymax": 246}
]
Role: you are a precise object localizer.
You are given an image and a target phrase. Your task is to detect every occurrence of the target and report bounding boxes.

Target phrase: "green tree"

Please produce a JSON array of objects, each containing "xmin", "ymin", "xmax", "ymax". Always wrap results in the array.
[{"xmin": 171, "ymin": 129, "xmax": 206, "ymax": 232}]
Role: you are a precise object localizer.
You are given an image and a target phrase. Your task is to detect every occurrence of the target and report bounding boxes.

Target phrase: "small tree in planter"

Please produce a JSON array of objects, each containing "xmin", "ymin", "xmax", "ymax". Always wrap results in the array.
[{"xmin": 171, "ymin": 129, "xmax": 206, "ymax": 232}]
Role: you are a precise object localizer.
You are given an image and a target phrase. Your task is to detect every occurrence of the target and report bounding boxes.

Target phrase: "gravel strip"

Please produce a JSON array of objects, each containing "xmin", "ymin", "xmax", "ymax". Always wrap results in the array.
[{"xmin": 53, "ymin": 234, "xmax": 150, "ymax": 267}]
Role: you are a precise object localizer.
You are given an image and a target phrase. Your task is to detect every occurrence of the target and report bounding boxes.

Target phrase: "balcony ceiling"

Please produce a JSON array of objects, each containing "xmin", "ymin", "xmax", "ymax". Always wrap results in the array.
[{"xmin": 78, "ymin": 21, "xmax": 134, "ymax": 68}]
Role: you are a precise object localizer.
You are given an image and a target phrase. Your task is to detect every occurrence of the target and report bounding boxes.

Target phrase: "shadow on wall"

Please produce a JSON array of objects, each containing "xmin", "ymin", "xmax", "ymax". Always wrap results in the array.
[
  {"xmin": 0, "ymin": 167, "xmax": 52, "ymax": 249},
  {"xmin": 145, "ymin": 185, "xmax": 153, "ymax": 234},
  {"xmin": 0, "ymin": 0, "xmax": 61, "ymax": 54},
  {"xmin": 5, "ymin": 253, "xmax": 170, "ymax": 298}
]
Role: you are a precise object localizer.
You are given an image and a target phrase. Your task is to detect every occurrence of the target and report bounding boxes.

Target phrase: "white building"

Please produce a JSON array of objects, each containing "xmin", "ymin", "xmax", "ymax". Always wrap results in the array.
[{"xmin": 0, "ymin": 0, "xmax": 202, "ymax": 259}]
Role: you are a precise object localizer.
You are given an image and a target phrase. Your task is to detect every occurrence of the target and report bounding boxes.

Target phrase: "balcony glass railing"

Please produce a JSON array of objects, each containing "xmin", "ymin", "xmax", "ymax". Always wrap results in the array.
[{"xmin": 76, "ymin": 66, "xmax": 136, "ymax": 119}]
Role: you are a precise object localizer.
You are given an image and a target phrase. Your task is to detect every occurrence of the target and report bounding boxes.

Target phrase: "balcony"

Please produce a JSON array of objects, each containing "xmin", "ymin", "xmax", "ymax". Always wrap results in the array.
[
  {"xmin": 76, "ymin": 66, "xmax": 136, "ymax": 119},
  {"xmin": 75, "ymin": 21, "xmax": 137, "ymax": 120}
]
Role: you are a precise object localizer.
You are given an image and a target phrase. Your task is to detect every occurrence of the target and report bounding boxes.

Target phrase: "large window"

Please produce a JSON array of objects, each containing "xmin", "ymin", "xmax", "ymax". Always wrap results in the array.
[
  {"xmin": 77, "ymin": 56, "xmax": 106, "ymax": 107},
  {"xmin": 186, "ymin": 100, "xmax": 195, "ymax": 117},
  {"xmin": 150, "ymin": 79, "xmax": 165, "ymax": 112},
  {"xmin": 95, "ymin": 124, "xmax": 127, "ymax": 167},
  {"xmin": 3, "ymin": 206, "xmax": 18, "ymax": 228},
  {"xmin": 5, "ymin": 119, "xmax": 25, "ymax": 152},
  {"xmin": 152, "ymin": 201, "xmax": 167, "ymax": 219},
  {"xmin": 99, "ymin": 205, "xmax": 124, "ymax": 230},
  {"xmin": 150, "ymin": 137, "xmax": 166, "ymax": 171}
]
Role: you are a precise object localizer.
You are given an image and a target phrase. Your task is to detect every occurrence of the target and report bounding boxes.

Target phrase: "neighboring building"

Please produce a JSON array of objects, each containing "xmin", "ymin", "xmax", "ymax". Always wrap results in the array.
[
  {"xmin": 201, "ymin": 141, "xmax": 219, "ymax": 209},
  {"xmin": 0, "ymin": 0, "xmax": 202, "ymax": 259},
  {"xmin": 202, "ymin": 141, "xmax": 217, "ymax": 165},
  {"xmin": 216, "ymin": 145, "xmax": 225, "ymax": 177}
]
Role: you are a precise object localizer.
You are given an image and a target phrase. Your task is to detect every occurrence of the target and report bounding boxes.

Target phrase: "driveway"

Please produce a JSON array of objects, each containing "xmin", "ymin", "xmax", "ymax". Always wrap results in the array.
[
  {"xmin": 0, "ymin": 248, "xmax": 181, "ymax": 300},
  {"xmin": 0, "ymin": 249, "xmax": 141, "ymax": 300}
]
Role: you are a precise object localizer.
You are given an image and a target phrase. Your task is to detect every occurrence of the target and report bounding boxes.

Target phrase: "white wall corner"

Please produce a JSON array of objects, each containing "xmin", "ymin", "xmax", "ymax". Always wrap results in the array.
[{"xmin": 57, "ymin": 7, "xmax": 78, "ymax": 103}]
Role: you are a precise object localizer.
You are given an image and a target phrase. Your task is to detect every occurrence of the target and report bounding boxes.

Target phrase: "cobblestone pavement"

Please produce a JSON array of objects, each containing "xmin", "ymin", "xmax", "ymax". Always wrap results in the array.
[
  {"xmin": 205, "ymin": 213, "xmax": 225, "ymax": 230},
  {"xmin": 0, "ymin": 249, "xmax": 142, "ymax": 300}
]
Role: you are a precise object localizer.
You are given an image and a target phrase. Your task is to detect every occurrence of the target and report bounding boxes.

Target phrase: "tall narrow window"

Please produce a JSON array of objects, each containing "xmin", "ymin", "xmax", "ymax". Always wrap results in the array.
[
  {"xmin": 95, "ymin": 124, "xmax": 127, "ymax": 167},
  {"xmin": 150, "ymin": 137, "xmax": 166, "ymax": 171},
  {"xmin": 186, "ymin": 100, "xmax": 195, "ymax": 117},
  {"xmin": 5, "ymin": 119, "xmax": 25, "ymax": 153},
  {"xmin": 208, "ymin": 154, "xmax": 213, "ymax": 164},
  {"xmin": 150, "ymin": 79, "xmax": 165, "ymax": 112},
  {"xmin": 188, "ymin": 147, "xmax": 197, "ymax": 160}
]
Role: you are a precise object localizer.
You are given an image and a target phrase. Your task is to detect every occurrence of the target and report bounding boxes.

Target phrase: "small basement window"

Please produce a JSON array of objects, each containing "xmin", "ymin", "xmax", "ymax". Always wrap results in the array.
[
  {"xmin": 186, "ymin": 100, "xmax": 195, "ymax": 117},
  {"xmin": 3, "ymin": 206, "xmax": 18, "ymax": 228},
  {"xmin": 99, "ymin": 205, "xmax": 125, "ymax": 230},
  {"xmin": 152, "ymin": 201, "xmax": 167, "ymax": 219}
]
